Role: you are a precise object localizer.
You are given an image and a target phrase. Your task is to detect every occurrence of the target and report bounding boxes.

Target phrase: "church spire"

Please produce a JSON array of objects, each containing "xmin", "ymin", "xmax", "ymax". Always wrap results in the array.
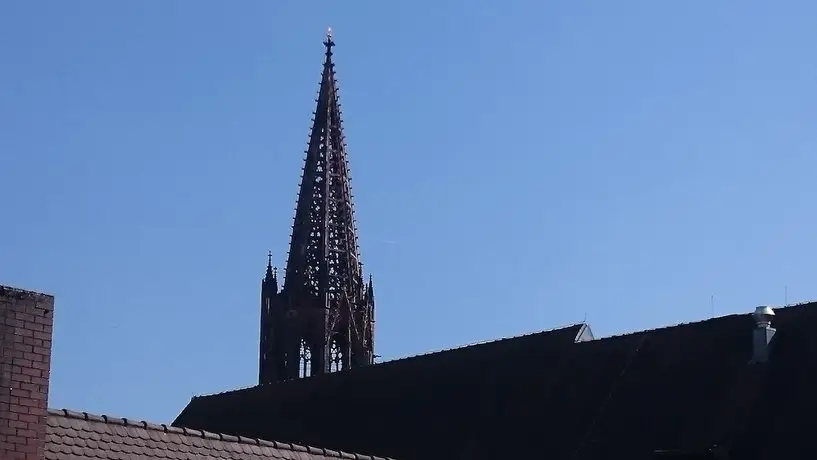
[
  {"xmin": 282, "ymin": 28, "xmax": 363, "ymax": 301},
  {"xmin": 260, "ymin": 31, "xmax": 375, "ymax": 385}
]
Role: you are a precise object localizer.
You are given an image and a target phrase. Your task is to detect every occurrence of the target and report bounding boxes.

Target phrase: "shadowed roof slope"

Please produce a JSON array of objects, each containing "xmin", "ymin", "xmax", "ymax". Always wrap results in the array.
[
  {"xmin": 173, "ymin": 303, "xmax": 817, "ymax": 459},
  {"xmin": 45, "ymin": 409, "xmax": 396, "ymax": 460},
  {"xmin": 174, "ymin": 324, "xmax": 589, "ymax": 454}
]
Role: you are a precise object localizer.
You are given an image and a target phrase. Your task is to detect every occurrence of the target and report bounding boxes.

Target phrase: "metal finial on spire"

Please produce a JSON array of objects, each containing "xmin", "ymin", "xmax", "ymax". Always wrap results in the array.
[
  {"xmin": 324, "ymin": 26, "xmax": 335, "ymax": 54},
  {"xmin": 267, "ymin": 251, "xmax": 273, "ymax": 267}
]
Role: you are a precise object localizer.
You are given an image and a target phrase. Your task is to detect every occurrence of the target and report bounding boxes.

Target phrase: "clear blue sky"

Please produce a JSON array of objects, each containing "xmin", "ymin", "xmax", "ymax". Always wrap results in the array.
[{"xmin": 1, "ymin": 1, "xmax": 815, "ymax": 423}]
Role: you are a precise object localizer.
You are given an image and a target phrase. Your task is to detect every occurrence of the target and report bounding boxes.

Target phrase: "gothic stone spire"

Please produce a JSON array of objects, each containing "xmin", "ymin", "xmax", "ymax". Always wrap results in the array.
[{"xmin": 259, "ymin": 30, "xmax": 375, "ymax": 385}]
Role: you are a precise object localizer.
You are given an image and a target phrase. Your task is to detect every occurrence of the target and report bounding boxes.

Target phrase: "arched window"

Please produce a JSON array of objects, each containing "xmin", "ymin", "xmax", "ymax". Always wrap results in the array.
[
  {"xmin": 330, "ymin": 341, "xmax": 342, "ymax": 372},
  {"xmin": 299, "ymin": 340, "xmax": 311, "ymax": 378}
]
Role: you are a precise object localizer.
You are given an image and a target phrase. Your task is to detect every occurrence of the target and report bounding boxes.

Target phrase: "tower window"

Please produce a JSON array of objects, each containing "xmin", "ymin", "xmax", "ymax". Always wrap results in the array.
[
  {"xmin": 299, "ymin": 340, "xmax": 312, "ymax": 378},
  {"xmin": 330, "ymin": 341, "xmax": 342, "ymax": 372}
]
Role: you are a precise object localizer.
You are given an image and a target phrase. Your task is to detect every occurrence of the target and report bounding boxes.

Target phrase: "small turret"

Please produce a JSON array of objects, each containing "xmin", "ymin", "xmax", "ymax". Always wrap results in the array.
[
  {"xmin": 264, "ymin": 251, "xmax": 278, "ymax": 293},
  {"xmin": 259, "ymin": 251, "xmax": 279, "ymax": 384}
]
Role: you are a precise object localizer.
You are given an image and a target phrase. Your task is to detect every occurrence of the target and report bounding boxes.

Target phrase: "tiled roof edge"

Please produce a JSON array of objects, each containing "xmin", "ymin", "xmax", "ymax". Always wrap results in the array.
[
  {"xmin": 192, "ymin": 323, "xmax": 587, "ymax": 399},
  {"xmin": 0, "ymin": 284, "xmax": 54, "ymax": 300},
  {"xmin": 47, "ymin": 408, "xmax": 397, "ymax": 460}
]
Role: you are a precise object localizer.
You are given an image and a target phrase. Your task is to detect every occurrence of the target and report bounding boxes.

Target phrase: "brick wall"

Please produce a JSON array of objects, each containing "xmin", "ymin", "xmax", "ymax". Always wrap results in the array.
[{"xmin": 0, "ymin": 286, "xmax": 54, "ymax": 460}]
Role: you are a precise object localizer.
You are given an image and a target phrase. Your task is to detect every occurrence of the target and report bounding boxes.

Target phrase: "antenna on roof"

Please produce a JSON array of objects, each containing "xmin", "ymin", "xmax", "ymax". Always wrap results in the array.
[
  {"xmin": 785, "ymin": 285, "xmax": 788, "ymax": 306},
  {"xmin": 710, "ymin": 294, "xmax": 715, "ymax": 318}
]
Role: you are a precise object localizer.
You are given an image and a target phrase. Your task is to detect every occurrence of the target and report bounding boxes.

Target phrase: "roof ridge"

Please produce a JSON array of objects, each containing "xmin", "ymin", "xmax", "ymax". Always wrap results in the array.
[
  {"xmin": 48, "ymin": 408, "xmax": 395, "ymax": 460},
  {"xmin": 378, "ymin": 322, "xmax": 586, "ymax": 363},
  {"xmin": 190, "ymin": 323, "xmax": 587, "ymax": 400},
  {"xmin": 589, "ymin": 300, "xmax": 817, "ymax": 343},
  {"xmin": 592, "ymin": 314, "xmax": 743, "ymax": 343}
]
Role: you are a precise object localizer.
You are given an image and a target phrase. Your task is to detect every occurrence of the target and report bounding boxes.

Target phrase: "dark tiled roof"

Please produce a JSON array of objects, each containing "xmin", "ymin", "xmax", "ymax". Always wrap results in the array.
[
  {"xmin": 45, "ymin": 408, "xmax": 396, "ymax": 460},
  {"xmin": 173, "ymin": 324, "xmax": 589, "ymax": 457},
  {"xmin": 173, "ymin": 303, "xmax": 817, "ymax": 460}
]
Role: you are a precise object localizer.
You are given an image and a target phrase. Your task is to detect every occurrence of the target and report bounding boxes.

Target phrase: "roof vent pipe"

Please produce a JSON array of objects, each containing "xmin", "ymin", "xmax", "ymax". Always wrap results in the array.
[{"xmin": 750, "ymin": 306, "xmax": 776, "ymax": 364}]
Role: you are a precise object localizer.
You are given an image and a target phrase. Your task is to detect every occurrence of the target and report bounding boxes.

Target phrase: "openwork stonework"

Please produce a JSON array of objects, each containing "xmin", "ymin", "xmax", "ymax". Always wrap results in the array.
[{"xmin": 259, "ymin": 31, "xmax": 376, "ymax": 384}]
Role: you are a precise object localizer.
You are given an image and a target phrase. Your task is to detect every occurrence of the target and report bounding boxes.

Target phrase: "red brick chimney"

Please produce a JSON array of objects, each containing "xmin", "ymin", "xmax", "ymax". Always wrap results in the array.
[{"xmin": 0, "ymin": 286, "xmax": 54, "ymax": 460}]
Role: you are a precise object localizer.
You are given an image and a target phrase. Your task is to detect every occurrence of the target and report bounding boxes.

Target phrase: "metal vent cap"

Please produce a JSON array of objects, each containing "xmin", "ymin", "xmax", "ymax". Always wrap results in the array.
[{"xmin": 752, "ymin": 305, "xmax": 775, "ymax": 327}]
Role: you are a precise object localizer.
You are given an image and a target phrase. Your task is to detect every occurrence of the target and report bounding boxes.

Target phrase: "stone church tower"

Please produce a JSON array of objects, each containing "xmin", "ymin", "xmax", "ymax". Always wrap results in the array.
[{"xmin": 258, "ymin": 30, "xmax": 375, "ymax": 385}]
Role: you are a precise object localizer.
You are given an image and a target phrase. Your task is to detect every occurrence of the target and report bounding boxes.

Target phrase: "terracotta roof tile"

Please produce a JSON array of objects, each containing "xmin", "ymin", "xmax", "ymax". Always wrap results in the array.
[{"xmin": 45, "ymin": 408, "xmax": 397, "ymax": 460}]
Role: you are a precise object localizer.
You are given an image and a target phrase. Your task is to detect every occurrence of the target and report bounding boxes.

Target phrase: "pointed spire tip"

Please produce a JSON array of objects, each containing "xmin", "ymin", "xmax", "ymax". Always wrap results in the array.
[{"xmin": 324, "ymin": 26, "xmax": 335, "ymax": 53}]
